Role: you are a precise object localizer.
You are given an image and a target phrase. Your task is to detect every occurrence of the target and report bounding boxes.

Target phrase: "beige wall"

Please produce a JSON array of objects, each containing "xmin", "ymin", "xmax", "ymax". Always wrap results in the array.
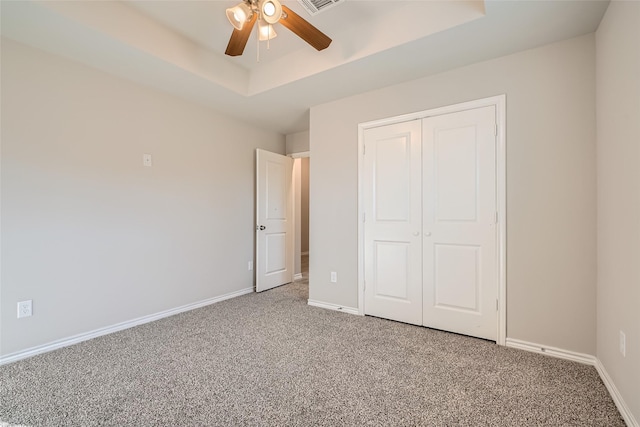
[
  {"xmin": 596, "ymin": 0, "xmax": 640, "ymax": 421},
  {"xmin": 286, "ymin": 131, "xmax": 310, "ymax": 155},
  {"xmin": 310, "ymin": 34, "xmax": 597, "ymax": 355},
  {"xmin": 0, "ymin": 39, "xmax": 285, "ymax": 356}
]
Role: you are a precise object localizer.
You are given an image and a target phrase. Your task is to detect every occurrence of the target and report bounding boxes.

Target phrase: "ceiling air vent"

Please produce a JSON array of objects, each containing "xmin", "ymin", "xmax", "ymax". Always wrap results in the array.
[{"xmin": 297, "ymin": 0, "xmax": 344, "ymax": 16}]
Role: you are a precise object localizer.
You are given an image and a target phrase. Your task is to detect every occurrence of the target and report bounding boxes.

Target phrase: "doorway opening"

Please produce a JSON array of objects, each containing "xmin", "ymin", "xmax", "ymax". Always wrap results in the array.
[{"xmin": 292, "ymin": 154, "xmax": 310, "ymax": 283}]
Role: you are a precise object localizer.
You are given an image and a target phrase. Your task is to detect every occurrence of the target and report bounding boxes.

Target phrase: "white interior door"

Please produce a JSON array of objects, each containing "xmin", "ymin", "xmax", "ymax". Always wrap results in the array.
[
  {"xmin": 363, "ymin": 121, "xmax": 423, "ymax": 325},
  {"xmin": 422, "ymin": 106, "xmax": 497, "ymax": 340},
  {"xmin": 256, "ymin": 149, "xmax": 293, "ymax": 292}
]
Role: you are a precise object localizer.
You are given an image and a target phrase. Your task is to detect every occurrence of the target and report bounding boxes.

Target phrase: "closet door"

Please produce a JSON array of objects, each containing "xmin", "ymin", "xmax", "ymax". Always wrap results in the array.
[
  {"xmin": 363, "ymin": 121, "xmax": 423, "ymax": 325},
  {"xmin": 422, "ymin": 106, "xmax": 497, "ymax": 340}
]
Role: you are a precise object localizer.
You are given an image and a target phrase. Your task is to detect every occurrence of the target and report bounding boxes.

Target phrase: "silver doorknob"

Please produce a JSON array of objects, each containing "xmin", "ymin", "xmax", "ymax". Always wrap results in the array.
[
  {"xmin": 412, "ymin": 231, "xmax": 420, "ymax": 236},
  {"xmin": 424, "ymin": 232, "xmax": 432, "ymax": 236},
  {"xmin": 257, "ymin": 225, "xmax": 266, "ymax": 230}
]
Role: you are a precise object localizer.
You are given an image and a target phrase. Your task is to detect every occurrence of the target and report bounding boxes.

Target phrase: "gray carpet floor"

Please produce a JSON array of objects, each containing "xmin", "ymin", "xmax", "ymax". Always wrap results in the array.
[{"xmin": 0, "ymin": 278, "xmax": 625, "ymax": 426}]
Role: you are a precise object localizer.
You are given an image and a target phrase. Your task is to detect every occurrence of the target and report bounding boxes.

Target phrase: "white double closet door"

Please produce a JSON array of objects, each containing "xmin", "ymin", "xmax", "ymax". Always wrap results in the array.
[{"xmin": 363, "ymin": 106, "xmax": 498, "ymax": 341}]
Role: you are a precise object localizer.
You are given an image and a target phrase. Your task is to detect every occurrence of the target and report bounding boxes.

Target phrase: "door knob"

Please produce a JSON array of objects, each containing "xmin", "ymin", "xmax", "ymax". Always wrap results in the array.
[
  {"xmin": 424, "ymin": 232, "xmax": 432, "ymax": 236},
  {"xmin": 412, "ymin": 231, "xmax": 420, "ymax": 236},
  {"xmin": 257, "ymin": 225, "xmax": 266, "ymax": 230}
]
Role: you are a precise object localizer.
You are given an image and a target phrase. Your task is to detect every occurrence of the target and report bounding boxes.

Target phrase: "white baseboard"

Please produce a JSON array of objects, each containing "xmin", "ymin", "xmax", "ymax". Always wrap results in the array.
[
  {"xmin": 293, "ymin": 273, "xmax": 303, "ymax": 281},
  {"xmin": 0, "ymin": 287, "xmax": 254, "ymax": 366},
  {"xmin": 307, "ymin": 299, "xmax": 360, "ymax": 315},
  {"xmin": 505, "ymin": 338, "xmax": 596, "ymax": 365},
  {"xmin": 506, "ymin": 338, "xmax": 637, "ymax": 427},
  {"xmin": 595, "ymin": 358, "xmax": 639, "ymax": 427}
]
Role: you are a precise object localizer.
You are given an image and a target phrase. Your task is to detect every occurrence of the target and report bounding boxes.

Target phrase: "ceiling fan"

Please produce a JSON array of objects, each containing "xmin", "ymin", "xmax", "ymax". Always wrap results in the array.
[{"xmin": 225, "ymin": 0, "xmax": 332, "ymax": 57}]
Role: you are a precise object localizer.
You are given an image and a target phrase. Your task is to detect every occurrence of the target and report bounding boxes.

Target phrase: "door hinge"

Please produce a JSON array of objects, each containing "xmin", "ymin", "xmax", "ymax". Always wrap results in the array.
[
  {"xmin": 495, "ymin": 212, "xmax": 499, "ymax": 224},
  {"xmin": 494, "ymin": 123, "xmax": 498, "ymax": 136},
  {"xmin": 363, "ymin": 144, "xmax": 366, "ymax": 156},
  {"xmin": 363, "ymin": 212, "xmax": 366, "ymax": 222},
  {"xmin": 496, "ymin": 299, "xmax": 499, "ymax": 311}
]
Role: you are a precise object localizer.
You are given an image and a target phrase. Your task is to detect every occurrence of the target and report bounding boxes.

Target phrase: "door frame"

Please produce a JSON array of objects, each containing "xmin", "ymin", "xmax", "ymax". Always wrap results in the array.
[{"xmin": 357, "ymin": 95, "xmax": 507, "ymax": 345}]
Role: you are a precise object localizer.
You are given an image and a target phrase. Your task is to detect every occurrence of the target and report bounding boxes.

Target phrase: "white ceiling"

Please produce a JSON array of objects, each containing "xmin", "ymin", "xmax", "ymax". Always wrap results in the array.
[{"xmin": 1, "ymin": 0, "xmax": 609, "ymax": 135}]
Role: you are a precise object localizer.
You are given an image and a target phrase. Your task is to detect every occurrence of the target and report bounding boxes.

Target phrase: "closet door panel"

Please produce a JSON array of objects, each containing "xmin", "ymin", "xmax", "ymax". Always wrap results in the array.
[
  {"xmin": 423, "ymin": 106, "xmax": 497, "ymax": 340},
  {"xmin": 363, "ymin": 121, "xmax": 422, "ymax": 325}
]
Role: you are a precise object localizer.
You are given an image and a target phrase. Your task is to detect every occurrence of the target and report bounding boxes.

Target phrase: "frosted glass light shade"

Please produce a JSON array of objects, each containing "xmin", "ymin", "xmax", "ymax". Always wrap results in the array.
[
  {"xmin": 258, "ymin": 20, "xmax": 277, "ymax": 41},
  {"xmin": 226, "ymin": 3, "xmax": 252, "ymax": 30},
  {"xmin": 259, "ymin": 0, "xmax": 282, "ymax": 24}
]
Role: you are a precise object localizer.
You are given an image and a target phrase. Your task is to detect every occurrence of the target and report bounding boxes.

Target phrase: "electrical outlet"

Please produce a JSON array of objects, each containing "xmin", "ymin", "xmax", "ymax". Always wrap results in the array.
[
  {"xmin": 620, "ymin": 331, "xmax": 626, "ymax": 357},
  {"xmin": 17, "ymin": 300, "xmax": 32, "ymax": 318},
  {"xmin": 248, "ymin": 261, "xmax": 253, "ymax": 271},
  {"xmin": 143, "ymin": 153, "xmax": 153, "ymax": 167},
  {"xmin": 330, "ymin": 272, "xmax": 337, "ymax": 283}
]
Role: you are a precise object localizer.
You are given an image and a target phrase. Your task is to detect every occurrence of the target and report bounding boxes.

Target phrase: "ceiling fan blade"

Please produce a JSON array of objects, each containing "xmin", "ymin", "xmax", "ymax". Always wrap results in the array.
[
  {"xmin": 225, "ymin": 14, "xmax": 257, "ymax": 56},
  {"xmin": 279, "ymin": 5, "xmax": 331, "ymax": 51}
]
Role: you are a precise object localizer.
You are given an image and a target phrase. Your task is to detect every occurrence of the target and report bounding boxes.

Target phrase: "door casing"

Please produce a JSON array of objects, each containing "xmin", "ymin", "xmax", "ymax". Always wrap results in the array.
[{"xmin": 357, "ymin": 95, "xmax": 507, "ymax": 345}]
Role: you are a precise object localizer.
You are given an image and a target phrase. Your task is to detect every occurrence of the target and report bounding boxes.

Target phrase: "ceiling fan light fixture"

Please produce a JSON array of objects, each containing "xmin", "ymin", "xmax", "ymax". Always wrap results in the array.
[
  {"xmin": 258, "ymin": 20, "xmax": 278, "ymax": 41},
  {"xmin": 259, "ymin": 0, "xmax": 282, "ymax": 24},
  {"xmin": 226, "ymin": 2, "xmax": 252, "ymax": 30},
  {"xmin": 224, "ymin": 0, "xmax": 332, "ymax": 57}
]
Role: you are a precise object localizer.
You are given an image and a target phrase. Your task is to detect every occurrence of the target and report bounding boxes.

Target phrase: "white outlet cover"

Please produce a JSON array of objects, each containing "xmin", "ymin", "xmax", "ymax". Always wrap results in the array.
[
  {"xmin": 17, "ymin": 300, "xmax": 32, "ymax": 318},
  {"xmin": 143, "ymin": 153, "xmax": 153, "ymax": 167}
]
